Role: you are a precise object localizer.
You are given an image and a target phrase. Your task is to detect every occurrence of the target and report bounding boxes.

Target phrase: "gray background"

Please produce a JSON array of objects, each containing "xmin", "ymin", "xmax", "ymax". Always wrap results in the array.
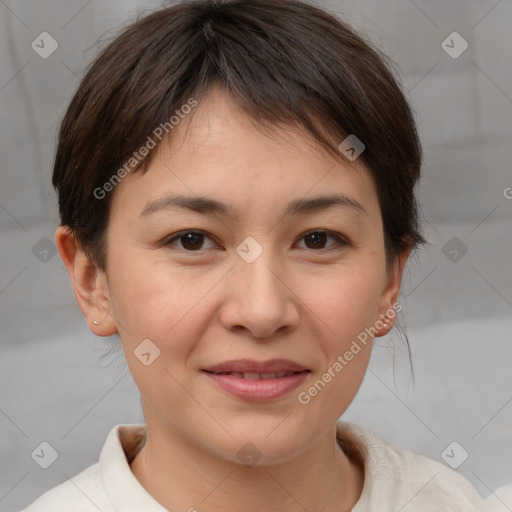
[{"xmin": 1, "ymin": 0, "xmax": 511, "ymax": 510}]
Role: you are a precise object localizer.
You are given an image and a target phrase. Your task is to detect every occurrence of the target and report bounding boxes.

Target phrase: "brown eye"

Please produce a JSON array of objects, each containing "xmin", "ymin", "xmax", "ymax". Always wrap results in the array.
[
  {"xmin": 304, "ymin": 231, "xmax": 327, "ymax": 249},
  {"xmin": 180, "ymin": 232, "xmax": 204, "ymax": 250},
  {"xmin": 166, "ymin": 231, "xmax": 216, "ymax": 251},
  {"xmin": 297, "ymin": 230, "xmax": 348, "ymax": 251}
]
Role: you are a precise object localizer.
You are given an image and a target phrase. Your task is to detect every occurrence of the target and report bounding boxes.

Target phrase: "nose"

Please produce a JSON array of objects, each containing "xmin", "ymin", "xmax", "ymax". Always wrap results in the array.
[{"xmin": 219, "ymin": 246, "xmax": 301, "ymax": 339}]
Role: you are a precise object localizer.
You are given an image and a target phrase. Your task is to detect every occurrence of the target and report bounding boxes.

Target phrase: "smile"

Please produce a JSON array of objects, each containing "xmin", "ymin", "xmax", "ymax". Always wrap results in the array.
[{"xmin": 201, "ymin": 367, "xmax": 310, "ymax": 401}]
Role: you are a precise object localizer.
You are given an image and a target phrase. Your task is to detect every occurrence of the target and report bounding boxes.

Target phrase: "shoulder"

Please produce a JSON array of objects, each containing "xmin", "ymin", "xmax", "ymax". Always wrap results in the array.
[
  {"xmin": 337, "ymin": 421, "xmax": 512, "ymax": 511},
  {"xmin": 20, "ymin": 462, "xmax": 112, "ymax": 512},
  {"xmin": 20, "ymin": 423, "xmax": 146, "ymax": 512}
]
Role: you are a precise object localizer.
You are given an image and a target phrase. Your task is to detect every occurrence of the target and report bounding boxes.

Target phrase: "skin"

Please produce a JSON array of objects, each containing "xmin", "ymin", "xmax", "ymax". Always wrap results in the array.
[{"xmin": 57, "ymin": 85, "xmax": 410, "ymax": 512}]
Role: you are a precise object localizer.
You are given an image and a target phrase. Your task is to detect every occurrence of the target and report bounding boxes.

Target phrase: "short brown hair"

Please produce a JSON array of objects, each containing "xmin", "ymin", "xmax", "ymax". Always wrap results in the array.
[{"xmin": 53, "ymin": 0, "xmax": 425, "ymax": 270}]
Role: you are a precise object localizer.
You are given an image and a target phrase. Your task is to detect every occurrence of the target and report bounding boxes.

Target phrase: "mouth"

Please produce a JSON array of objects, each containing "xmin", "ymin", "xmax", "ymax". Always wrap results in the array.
[
  {"xmin": 201, "ymin": 359, "xmax": 311, "ymax": 401},
  {"xmin": 203, "ymin": 370, "xmax": 305, "ymax": 380},
  {"xmin": 202, "ymin": 358, "xmax": 310, "ymax": 374}
]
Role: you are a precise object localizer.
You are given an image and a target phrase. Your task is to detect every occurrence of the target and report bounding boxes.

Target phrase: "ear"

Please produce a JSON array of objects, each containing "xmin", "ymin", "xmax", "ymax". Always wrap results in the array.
[
  {"xmin": 55, "ymin": 226, "xmax": 118, "ymax": 337},
  {"xmin": 375, "ymin": 246, "xmax": 412, "ymax": 337}
]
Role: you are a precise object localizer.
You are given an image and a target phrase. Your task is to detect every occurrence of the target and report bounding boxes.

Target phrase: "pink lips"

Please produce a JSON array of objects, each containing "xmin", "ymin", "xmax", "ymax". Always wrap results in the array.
[{"xmin": 201, "ymin": 359, "xmax": 310, "ymax": 401}]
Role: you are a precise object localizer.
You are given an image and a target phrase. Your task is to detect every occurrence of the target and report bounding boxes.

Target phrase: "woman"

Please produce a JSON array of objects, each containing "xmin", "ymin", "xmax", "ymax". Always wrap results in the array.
[{"xmin": 22, "ymin": 0, "xmax": 511, "ymax": 510}]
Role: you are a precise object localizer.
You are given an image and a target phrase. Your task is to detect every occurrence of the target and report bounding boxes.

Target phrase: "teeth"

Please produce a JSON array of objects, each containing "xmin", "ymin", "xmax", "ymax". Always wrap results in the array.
[
  {"xmin": 241, "ymin": 372, "xmax": 295, "ymax": 379},
  {"xmin": 243, "ymin": 372, "xmax": 260, "ymax": 380},
  {"xmin": 217, "ymin": 371, "xmax": 298, "ymax": 379}
]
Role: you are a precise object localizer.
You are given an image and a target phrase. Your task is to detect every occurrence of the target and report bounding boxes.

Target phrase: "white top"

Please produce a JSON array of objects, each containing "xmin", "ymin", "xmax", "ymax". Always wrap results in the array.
[{"xmin": 21, "ymin": 421, "xmax": 512, "ymax": 511}]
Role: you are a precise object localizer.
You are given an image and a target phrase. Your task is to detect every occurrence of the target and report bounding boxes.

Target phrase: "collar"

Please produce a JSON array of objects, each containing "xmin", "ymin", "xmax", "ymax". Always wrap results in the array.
[
  {"xmin": 99, "ymin": 423, "xmax": 168, "ymax": 511},
  {"xmin": 98, "ymin": 421, "xmax": 372, "ymax": 511}
]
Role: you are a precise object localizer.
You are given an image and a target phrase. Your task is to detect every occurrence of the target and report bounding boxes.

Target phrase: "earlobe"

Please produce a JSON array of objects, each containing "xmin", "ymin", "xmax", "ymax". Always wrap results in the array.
[
  {"xmin": 375, "ymin": 247, "xmax": 412, "ymax": 337},
  {"xmin": 55, "ymin": 226, "xmax": 118, "ymax": 337}
]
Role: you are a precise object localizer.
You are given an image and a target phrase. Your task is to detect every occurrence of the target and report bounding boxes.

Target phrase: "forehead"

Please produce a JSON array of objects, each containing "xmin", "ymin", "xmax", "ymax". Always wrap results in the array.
[
  {"xmin": 109, "ymin": 87, "xmax": 380, "ymax": 223},
  {"xmin": 165, "ymin": 86, "xmax": 336, "ymax": 171}
]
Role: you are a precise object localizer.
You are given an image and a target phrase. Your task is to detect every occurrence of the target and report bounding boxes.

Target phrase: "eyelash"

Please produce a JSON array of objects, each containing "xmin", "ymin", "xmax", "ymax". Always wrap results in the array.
[{"xmin": 163, "ymin": 229, "xmax": 349, "ymax": 253}]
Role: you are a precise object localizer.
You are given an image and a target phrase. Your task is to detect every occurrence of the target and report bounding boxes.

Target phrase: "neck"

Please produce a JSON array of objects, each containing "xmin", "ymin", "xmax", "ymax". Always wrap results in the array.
[{"xmin": 129, "ymin": 418, "xmax": 364, "ymax": 512}]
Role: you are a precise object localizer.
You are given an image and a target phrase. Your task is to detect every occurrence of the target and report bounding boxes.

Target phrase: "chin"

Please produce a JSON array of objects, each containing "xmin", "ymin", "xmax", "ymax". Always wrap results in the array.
[{"xmin": 215, "ymin": 418, "xmax": 308, "ymax": 467}]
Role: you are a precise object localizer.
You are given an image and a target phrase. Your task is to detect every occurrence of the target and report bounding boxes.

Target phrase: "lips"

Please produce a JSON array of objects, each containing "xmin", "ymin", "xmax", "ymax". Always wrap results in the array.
[{"xmin": 201, "ymin": 359, "xmax": 310, "ymax": 401}]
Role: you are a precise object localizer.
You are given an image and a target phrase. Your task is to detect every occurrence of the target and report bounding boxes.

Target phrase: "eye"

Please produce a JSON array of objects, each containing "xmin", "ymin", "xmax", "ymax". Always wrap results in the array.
[
  {"xmin": 164, "ymin": 229, "xmax": 348, "ymax": 253},
  {"xmin": 164, "ymin": 230, "xmax": 217, "ymax": 251},
  {"xmin": 295, "ymin": 230, "xmax": 348, "ymax": 251}
]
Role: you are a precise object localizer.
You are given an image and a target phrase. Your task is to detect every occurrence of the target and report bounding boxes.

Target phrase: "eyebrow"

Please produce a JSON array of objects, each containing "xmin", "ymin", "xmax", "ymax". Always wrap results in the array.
[{"xmin": 139, "ymin": 193, "xmax": 366, "ymax": 219}]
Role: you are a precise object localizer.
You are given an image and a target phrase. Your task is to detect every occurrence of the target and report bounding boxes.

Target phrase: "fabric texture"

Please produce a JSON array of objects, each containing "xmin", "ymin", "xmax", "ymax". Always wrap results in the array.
[{"xmin": 21, "ymin": 421, "xmax": 512, "ymax": 511}]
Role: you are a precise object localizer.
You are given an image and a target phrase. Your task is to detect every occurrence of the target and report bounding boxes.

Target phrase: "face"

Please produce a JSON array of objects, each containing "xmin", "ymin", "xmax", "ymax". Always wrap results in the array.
[{"xmin": 61, "ymin": 85, "xmax": 406, "ymax": 466}]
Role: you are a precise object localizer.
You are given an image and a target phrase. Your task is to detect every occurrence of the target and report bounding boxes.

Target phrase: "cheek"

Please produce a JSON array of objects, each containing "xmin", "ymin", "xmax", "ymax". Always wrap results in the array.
[
  {"xmin": 107, "ymin": 251, "xmax": 225, "ymax": 359},
  {"xmin": 305, "ymin": 265, "xmax": 383, "ymax": 338},
  {"xmin": 302, "ymin": 266, "xmax": 380, "ymax": 379},
  {"xmin": 297, "ymin": 271, "xmax": 379, "ymax": 417},
  {"xmin": 108, "ymin": 249, "xmax": 183, "ymax": 327},
  {"xmin": 107, "ymin": 257, "xmax": 208, "ymax": 407}
]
